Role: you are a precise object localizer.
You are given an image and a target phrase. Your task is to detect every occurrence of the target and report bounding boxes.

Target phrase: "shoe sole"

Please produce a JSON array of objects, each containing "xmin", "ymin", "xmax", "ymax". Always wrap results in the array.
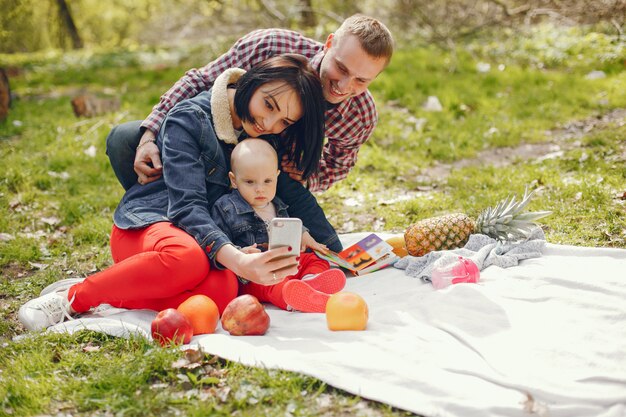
[
  {"xmin": 304, "ymin": 269, "xmax": 346, "ymax": 294},
  {"xmin": 282, "ymin": 280, "xmax": 329, "ymax": 313},
  {"xmin": 40, "ymin": 277, "xmax": 85, "ymax": 297}
]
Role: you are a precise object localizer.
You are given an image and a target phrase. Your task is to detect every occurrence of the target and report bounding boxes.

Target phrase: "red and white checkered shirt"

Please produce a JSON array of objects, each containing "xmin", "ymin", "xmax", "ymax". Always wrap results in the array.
[{"xmin": 141, "ymin": 29, "xmax": 378, "ymax": 192}]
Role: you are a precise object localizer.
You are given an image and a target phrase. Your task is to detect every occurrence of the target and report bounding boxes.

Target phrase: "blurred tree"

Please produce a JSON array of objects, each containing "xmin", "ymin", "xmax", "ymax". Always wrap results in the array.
[
  {"xmin": 56, "ymin": 0, "xmax": 83, "ymax": 49},
  {"xmin": 0, "ymin": 68, "xmax": 10, "ymax": 122},
  {"xmin": 324, "ymin": 0, "xmax": 360, "ymax": 16},
  {"xmin": 0, "ymin": 0, "xmax": 40, "ymax": 52},
  {"xmin": 0, "ymin": 0, "xmax": 623, "ymax": 53},
  {"xmin": 387, "ymin": 0, "xmax": 625, "ymax": 45},
  {"xmin": 300, "ymin": 0, "xmax": 317, "ymax": 28}
]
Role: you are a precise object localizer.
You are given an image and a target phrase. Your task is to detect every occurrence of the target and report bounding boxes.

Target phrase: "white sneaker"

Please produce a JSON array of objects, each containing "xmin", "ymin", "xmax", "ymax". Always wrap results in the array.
[
  {"xmin": 40, "ymin": 277, "xmax": 85, "ymax": 296},
  {"xmin": 18, "ymin": 291, "xmax": 76, "ymax": 331}
]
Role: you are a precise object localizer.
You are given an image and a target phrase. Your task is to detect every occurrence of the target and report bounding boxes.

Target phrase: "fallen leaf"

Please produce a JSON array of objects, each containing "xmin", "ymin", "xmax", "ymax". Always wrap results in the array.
[
  {"xmin": 184, "ymin": 348, "xmax": 204, "ymax": 363},
  {"xmin": 41, "ymin": 216, "xmax": 61, "ymax": 226},
  {"xmin": 476, "ymin": 62, "xmax": 491, "ymax": 72},
  {"xmin": 343, "ymin": 197, "xmax": 362, "ymax": 207},
  {"xmin": 20, "ymin": 230, "xmax": 47, "ymax": 239},
  {"xmin": 422, "ymin": 96, "xmax": 443, "ymax": 112},
  {"xmin": 0, "ymin": 233, "xmax": 15, "ymax": 242},
  {"xmin": 28, "ymin": 262, "xmax": 48, "ymax": 270},
  {"xmin": 84, "ymin": 145, "xmax": 97, "ymax": 157},
  {"xmin": 585, "ymin": 70, "xmax": 606, "ymax": 80},
  {"xmin": 82, "ymin": 343, "xmax": 100, "ymax": 353},
  {"xmin": 210, "ymin": 386, "xmax": 231, "ymax": 402},
  {"xmin": 47, "ymin": 171, "xmax": 71, "ymax": 180},
  {"xmin": 171, "ymin": 358, "xmax": 189, "ymax": 369}
]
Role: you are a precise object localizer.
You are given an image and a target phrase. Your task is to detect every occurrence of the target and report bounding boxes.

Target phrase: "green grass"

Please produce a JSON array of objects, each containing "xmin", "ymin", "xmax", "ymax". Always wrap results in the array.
[{"xmin": 1, "ymin": 24, "xmax": 625, "ymax": 416}]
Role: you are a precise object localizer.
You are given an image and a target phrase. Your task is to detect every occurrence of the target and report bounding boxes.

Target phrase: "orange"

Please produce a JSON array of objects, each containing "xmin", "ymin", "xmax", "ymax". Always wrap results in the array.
[
  {"xmin": 385, "ymin": 235, "xmax": 408, "ymax": 258},
  {"xmin": 325, "ymin": 292, "xmax": 368, "ymax": 331},
  {"xmin": 177, "ymin": 294, "xmax": 220, "ymax": 335}
]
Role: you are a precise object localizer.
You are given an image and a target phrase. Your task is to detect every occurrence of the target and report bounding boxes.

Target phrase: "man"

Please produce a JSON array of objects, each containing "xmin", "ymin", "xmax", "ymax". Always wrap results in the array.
[
  {"xmin": 107, "ymin": 14, "xmax": 394, "ymax": 192},
  {"xmin": 105, "ymin": 14, "xmax": 393, "ymax": 251}
]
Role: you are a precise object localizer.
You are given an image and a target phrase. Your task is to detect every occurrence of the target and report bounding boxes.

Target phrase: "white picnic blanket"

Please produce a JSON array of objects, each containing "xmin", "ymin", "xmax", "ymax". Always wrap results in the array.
[{"xmin": 46, "ymin": 233, "xmax": 626, "ymax": 417}]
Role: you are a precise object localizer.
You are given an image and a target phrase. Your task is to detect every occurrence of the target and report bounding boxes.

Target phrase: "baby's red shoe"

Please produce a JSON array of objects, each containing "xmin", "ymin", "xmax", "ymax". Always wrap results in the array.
[
  {"xmin": 302, "ymin": 269, "xmax": 346, "ymax": 294},
  {"xmin": 282, "ymin": 280, "xmax": 330, "ymax": 313}
]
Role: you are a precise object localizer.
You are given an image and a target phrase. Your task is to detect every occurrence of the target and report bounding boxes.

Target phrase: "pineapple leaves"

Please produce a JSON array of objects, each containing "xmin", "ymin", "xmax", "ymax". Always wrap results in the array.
[
  {"xmin": 514, "ymin": 211, "xmax": 553, "ymax": 222},
  {"xmin": 475, "ymin": 186, "xmax": 552, "ymax": 243}
]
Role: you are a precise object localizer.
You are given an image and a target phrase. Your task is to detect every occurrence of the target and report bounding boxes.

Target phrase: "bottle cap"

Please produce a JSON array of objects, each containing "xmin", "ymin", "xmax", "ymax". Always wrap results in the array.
[{"xmin": 459, "ymin": 257, "xmax": 480, "ymax": 283}]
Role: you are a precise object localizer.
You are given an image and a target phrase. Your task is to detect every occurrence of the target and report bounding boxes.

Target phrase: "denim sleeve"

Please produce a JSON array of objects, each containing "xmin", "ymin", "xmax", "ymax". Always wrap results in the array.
[
  {"xmin": 210, "ymin": 197, "xmax": 236, "ymax": 244},
  {"xmin": 160, "ymin": 106, "xmax": 232, "ymax": 267}
]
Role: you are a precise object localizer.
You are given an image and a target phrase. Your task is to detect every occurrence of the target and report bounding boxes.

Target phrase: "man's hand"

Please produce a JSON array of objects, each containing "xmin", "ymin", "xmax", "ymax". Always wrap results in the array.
[
  {"xmin": 240, "ymin": 243, "xmax": 262, "ymax": 254},
  {"xmin": 302, "ymin": 231, "xmax": 329, "ymax": 255},
  {"xmin": 134, "ymin": 130, "xmax": 163, "ymax": 185},
  {"xmin": 281, "ymin": 155, "xmax": 305, "ymax": 184}
]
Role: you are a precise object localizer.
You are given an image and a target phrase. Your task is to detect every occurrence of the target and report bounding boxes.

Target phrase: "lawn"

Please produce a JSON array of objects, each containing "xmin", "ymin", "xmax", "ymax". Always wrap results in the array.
[{"xmin": 0, "ymin": 24, "xmax": 624, "ymax": 416}]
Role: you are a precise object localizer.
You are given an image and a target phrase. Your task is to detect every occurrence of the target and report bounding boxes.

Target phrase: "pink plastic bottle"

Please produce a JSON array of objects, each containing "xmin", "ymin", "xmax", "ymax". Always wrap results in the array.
[{"xmin": 431, "ymin": 256, "xmax": 480, "ymax": 289}]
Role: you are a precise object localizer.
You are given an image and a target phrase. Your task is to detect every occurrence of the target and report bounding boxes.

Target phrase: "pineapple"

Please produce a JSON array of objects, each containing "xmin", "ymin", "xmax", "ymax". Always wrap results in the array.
[{"xmin": 404, "ymin": 187, "xmax": 551, "ymax": 257}]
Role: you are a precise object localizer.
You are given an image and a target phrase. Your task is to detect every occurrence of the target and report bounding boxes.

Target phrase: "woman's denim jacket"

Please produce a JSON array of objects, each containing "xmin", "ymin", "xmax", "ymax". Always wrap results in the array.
[
  {"xmin": 211, "ymin": 189, "xmax": 290, "ymax": 250},
  {"xmin": 114, "ymin": 90, "xmax": 233, "ymax": 266},
  {"xmin": 114, "ymin": 88, "xmax": 341, "ymax": 268}
]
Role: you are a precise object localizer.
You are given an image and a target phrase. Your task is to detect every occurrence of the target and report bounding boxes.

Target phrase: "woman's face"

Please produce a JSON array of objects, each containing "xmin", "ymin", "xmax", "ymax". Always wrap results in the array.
[{"xmin": 242, "ymin": 81, "xmax": 303, "ymax": 137}]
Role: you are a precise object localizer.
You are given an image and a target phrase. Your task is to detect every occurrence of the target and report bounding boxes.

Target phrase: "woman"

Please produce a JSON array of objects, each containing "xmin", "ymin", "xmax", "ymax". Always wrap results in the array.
[{"xmin": 19, "ymin": 54, "xmax": 330, "ymax": 331}]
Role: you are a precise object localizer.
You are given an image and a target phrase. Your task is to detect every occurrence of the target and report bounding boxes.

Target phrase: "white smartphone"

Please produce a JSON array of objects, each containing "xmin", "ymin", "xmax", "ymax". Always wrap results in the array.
[{"xmin": 268, "ymin": 218, "xmax": 302, "ymax": 259}]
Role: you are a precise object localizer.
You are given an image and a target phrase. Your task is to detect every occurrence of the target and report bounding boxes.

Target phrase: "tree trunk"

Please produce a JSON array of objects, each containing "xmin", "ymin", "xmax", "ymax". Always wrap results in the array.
[
  {"xmin": 0, "ymin": 68, "xmax": 10, "ymax": 122},
  {"xmin": 56, "ymin": 0, "xmax": 83, "ymax": 49},
  {"xmin": 300, "ymin": 0, "xmax": 317, "ymax": 28}
]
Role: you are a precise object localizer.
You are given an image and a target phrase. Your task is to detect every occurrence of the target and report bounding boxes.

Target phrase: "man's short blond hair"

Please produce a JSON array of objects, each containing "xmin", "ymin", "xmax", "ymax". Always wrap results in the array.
[{"xmin": 334, "ymin": 14, "xmax": 394, "ymax": 66}]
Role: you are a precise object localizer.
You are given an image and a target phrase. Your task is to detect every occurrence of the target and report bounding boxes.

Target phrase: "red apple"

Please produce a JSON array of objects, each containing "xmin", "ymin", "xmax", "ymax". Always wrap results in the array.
[
  {"xmin": 151, "ymin": 308, "xmax": 194, "ymax": 346},
  {"xmin": 221, "ymin": 295, "xmax": 270, "ymax": 336}
]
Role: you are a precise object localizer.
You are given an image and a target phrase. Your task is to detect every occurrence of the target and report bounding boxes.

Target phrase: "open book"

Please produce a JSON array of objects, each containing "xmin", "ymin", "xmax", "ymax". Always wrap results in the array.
[{"xmin": 314, "ymin": 233, "xmax": 399, "ymax": 275}]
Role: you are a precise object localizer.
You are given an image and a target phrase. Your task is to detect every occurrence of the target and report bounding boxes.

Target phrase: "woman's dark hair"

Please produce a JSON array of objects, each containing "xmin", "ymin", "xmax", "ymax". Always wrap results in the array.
[{"xmin": 234, "ymin": 54, "xmax": 325, "ymax": 179}]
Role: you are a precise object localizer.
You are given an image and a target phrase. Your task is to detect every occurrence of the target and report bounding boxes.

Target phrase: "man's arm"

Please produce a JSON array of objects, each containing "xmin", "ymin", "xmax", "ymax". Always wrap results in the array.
[
  {"xmin": 307, "ymin": 140, "xmax": 365, "ymax": 192},
  {"xmin": 307, "ymin": 94, "xmax": 379, "ymax": 192}
]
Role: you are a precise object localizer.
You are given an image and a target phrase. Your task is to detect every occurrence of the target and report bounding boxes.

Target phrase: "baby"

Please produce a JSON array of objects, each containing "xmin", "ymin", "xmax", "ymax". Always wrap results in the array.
[{"xmin": 211, "ymin": 139, "xmax": 346, "ymax": 312}]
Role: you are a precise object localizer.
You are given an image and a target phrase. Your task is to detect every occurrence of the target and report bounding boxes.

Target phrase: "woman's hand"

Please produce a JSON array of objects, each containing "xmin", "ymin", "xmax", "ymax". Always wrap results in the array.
[
  {"xmin": 216, "ymin": 244, "xmax": 299, "ymax": 286},
  {"xmin": 301, "ymin": 231, "xmax": 329, "ymax": 255},
  {"xmin": 134, "ymin": 130, "xmax": 163, "ymax": 184}
]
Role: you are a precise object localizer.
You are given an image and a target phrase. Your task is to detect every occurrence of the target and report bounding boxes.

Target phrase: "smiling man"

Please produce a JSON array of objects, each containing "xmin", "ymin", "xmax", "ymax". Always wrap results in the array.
[{"xmin": 106, "ymin": 14, "xmax": 394, "ymax": 193}]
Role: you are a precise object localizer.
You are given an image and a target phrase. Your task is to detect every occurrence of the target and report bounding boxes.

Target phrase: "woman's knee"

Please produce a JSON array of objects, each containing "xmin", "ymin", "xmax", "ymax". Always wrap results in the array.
[
  {"xmin": 202, "ymin": 270, "xmax": 239, "ymax": 313},
  {"xmin": 161, "ymin": 242, "xmax": 210, "ymax": 287}
]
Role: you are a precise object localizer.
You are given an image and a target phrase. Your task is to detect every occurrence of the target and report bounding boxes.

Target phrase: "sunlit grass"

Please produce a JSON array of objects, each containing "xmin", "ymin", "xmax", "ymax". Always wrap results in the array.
[{"xmin": 0, "ymin": 24, "xmax": 624, "ymax": 416}]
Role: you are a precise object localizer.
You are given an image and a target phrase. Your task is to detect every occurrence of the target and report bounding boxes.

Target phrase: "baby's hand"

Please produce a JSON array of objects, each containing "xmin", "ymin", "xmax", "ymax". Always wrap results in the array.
[
  {"xmin": 302, "ymin": 232, "xmax": 329, "ymax": 254},
  {"xmin": 240, "ymin": 243, "xmax": 262, "ymax": 254}
]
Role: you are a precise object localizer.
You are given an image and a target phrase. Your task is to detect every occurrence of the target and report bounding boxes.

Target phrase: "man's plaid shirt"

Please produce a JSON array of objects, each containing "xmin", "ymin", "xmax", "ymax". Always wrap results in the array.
[{"xmin": 141, "ymin": 29, "xmax": 378, "ymax": 192}]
